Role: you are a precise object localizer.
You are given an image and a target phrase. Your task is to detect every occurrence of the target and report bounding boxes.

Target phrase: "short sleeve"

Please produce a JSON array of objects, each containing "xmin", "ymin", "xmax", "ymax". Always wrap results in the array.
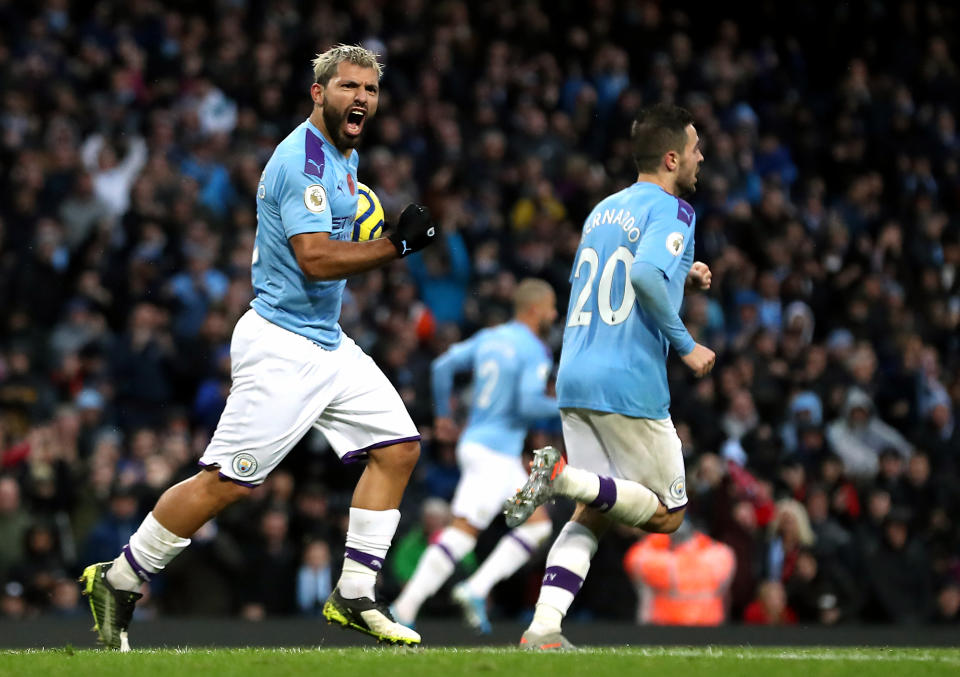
[
  {"xmin": 632, "ymin": 195, "xmax": 695, "ymax": 281},
  {"xmin": 277, "ymin": 160, "xmax": 333, "ymax": 239}
]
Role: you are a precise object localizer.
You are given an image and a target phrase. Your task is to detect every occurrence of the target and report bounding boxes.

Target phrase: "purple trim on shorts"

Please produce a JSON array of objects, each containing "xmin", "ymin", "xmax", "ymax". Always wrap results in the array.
[
  {"xmin": 508, "ymin": 531, "xmax": 535, "ymax": 555},
  {"xmin": 436, "ymin": 542, "xmax": 459, "ymax": 565},
  {"xmin": 588, "ymin": 476, "xmax": 618, "ymax": 513},
  {"xmin": 196, "ymin": 461, "xmax": 260, "ymax": 488},
  {"xmin": 344, "ymin": 547, "xmax": 384, "ymax": 572},
  {"xmin": 122, "ymin": 544, "xmax": 152, "ymax": 583},
  {"xmin": 541, "ymin": 566, "xmax": 584, "ymax": 595},
  {"xmin": 340, "ymin": 435, "xmax": 422, "ymax": 464},
  {"xmin": 667, "ymin": 502, "xmax": 688, "ymax": 513}
]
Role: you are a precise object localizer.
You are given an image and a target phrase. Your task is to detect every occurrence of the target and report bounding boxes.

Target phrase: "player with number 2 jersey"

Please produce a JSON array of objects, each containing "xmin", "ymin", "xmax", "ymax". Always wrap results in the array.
[{"xmin": 391, "ymin": 279, "xmax": 559, "ymax": 634}]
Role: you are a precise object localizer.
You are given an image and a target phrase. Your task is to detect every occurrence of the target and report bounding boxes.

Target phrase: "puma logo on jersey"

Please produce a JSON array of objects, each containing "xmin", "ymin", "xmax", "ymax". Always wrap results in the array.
[{"xmin": 676, "ymin": 199, "xmax": 694, "ymax": 226}]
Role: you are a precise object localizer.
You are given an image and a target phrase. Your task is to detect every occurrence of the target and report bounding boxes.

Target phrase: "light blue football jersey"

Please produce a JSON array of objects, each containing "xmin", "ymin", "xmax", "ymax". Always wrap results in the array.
[
  {"xmin": 432, "ymin": 321, "xmax": 557, "ymax": 456},
  {"xmin": 557, "ymin": 182, "xmax": 696, "ymax": 419},
  {"xmin": 250, "ymin": 119, "xmax": 360, "ymax": 349}
]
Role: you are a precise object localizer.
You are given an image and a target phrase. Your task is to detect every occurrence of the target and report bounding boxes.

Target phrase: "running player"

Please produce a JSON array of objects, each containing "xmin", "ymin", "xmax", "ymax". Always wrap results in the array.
[
  {"xmin": 503, "ymin": 104, "xmax": 715, "ymax": 650},
  {"xmin": 79, "ymin": 45, "xmax": 437, "ymax": 650},
  {"xmin": 391, "ymin": 279, "xmax": 559, "ymax": 633}
]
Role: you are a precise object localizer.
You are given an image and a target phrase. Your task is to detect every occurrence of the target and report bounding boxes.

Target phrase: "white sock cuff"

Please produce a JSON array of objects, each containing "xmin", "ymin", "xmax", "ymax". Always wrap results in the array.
[
  {"xmin": 436, "ymin": 526, "xmax": 477, "ymax": 563},
  {"xmin": 556, "ymin": 521, "xmax": 599, "ymax": 558},
  {"xmin": 556, "ymin": 466, "xmax": 600, "ymax": 503},
  {"xmin": 145, "ymin": 512, "xmax": 191, "ymax": 546},
  {"xmin": 126, "ymin": 512, "xmax": 191, "ymax": 578},
  {"xmin": 347, "ymin": 507, "xmax": 402, "ymax": 539},
  {"xmin": 609, "ymin": 479, "xmax": 660, "ymax": 527},
  {"xmin": 511, "ymin": 520, "xmax": 553, "ymax": 551},
  {"xmin": 344, "ymin": 508, "xmax": 402, "ymax": 572}
]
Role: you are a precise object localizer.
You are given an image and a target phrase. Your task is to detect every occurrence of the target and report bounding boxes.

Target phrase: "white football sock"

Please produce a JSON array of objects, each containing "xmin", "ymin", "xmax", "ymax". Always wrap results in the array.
[
  {"xmin": 338, "ymin": 507, "xmax": 401, "ymax": 600},
  {"xmin": 464, "ymin": 520, "xmax": 553, "ymax": 598},
  {"xmin": 107, "ymin": 512, "xmax": 191, "ymax": 592},
  {"xmin": 528, "ymin": 521, "xmax": 598, "ymax": 634},
  {"xmin": 392, "ymin": 526, "xmax": 476, "ymax": 624},
  {"xmin": 557, "ymin": 467, "xmax": 660, "ymax": 528}
]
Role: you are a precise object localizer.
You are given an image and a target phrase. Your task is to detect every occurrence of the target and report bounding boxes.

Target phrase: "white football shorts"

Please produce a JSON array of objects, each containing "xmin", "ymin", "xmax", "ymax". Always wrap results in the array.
[
  {"xmin": 199, "ymin": 309, "xmax": 420, "ymax": 486},
  {"xmin": 560, "ymin": 407, "xmax": 687, "ymax": 511},
  {"xmin": 451, "ymin": 441, "xmax": 530, "ymax": 529}
]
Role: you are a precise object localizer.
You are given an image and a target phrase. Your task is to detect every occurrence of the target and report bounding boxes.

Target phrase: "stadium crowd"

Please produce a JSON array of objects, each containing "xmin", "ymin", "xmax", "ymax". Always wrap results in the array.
[{"xmin": 0, "ymin": 0, "xmax": 958, "ymax": 626}]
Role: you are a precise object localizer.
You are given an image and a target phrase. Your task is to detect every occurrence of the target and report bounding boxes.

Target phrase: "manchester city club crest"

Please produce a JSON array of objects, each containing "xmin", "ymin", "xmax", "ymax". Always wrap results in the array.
[
  {"xmin": 670, "ymin": 475, "xmax": 686, "ymax": 501},
  {"xmin": 232, "ymin": 453, "xmax": 259, "ymax": 478}
]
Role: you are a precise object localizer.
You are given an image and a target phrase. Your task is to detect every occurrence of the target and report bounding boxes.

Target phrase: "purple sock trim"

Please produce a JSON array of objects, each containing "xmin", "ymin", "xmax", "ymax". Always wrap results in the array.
[
  {"xmin": 122, "ymin": 544, "xmax": 152, "ymax": 583},
  {"xmin": 341, "ymin": 435, "xmax": 421, "ymax": 464},
  {"xmin": 196, "ymin": 461, "xmax": 260, "ymax": 488},
  {"xmin": 508, "ymin": 531, "xmax": 535, "ymax": 555},
  {"xmin": 436, "ymin": 542, "xmax": 459, "ymax": 566},
  {"xmin": 587, "ymin": 476, "xmax": 617, "ymax": 512},
  {"xmin": 541, "ymin": 566, "xmax": 584, "ymax": 595},
  {"xmin": 344, "ymin": 547, "xmax": 384, "ymax": 572}
]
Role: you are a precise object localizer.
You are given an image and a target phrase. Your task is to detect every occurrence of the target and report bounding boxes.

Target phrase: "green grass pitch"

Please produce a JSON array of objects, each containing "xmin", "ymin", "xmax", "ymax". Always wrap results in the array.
[{"xmin": 1, "ymin": 647, "xmax": 959, "ymax": 677}]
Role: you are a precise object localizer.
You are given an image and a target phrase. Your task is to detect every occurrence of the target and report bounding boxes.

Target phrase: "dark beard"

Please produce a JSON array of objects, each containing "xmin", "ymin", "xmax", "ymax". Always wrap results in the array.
[
  {"xmin": 322, "ymin": 104, "xmax": 362, "ymax": 152},
  {"xmin": 677, "ymin": 174, "xmax": 698, "ymax": 196}
]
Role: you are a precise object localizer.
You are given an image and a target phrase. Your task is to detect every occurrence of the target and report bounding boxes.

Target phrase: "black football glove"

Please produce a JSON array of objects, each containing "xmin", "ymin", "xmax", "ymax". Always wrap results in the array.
[{"xmin": 387, "ymin": 203, "xmax": 437, "ymax": 258}]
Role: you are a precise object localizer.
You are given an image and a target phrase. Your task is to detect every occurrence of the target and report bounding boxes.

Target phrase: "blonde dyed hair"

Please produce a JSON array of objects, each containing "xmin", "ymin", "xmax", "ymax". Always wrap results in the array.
[
  {"xmin": 767, "ymin": 498, "xmax": 815, "ymax": 546},
  {"xmin": 514, "ymin": 278, "xmax": 555, "ymax": 314},
  {"xmin": 311, "ymin": 44, "xmax": 383, "ymax": 85}
]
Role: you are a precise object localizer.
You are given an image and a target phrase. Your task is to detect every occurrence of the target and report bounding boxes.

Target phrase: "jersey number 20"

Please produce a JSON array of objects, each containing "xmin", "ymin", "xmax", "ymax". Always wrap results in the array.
[{"xmin": 568, "ymin": 246, "xmax": 636, "ymax": 327}]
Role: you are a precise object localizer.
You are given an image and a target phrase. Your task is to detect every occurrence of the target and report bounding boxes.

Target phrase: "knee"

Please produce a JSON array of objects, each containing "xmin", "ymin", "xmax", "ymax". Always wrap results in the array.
[
  {"xmin": 370, "ymin": 440, "xmax": 420, "ymax": 475},
  {"xmin": 197, "ymin": 470, "xmax": 254, "ymax": 507},
  {"xmin": 648, "ymin": 508, "xmax": 686, "ymax": 534},
  {"xmin": 218, "ymin": 480, "xmax": 255, "ymax": 507}
]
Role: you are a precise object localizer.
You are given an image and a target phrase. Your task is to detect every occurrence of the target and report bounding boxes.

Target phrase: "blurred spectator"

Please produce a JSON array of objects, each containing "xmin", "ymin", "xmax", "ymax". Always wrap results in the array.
[
  {"xmin": 933, "ymin": 583, "xmax": 960, "ymax": 624},
  {"xmin": 406, "ymin": 228, "xmax": 470, "ymax": 326},
  {"xmin": 765, "ymin": 499, "xmax": 815, "ymax": 583},
  {"xmin": 0, "ymin": 477, "xmax": 31, "ymax": 579},
  {"xmin": 80, "ymin": 134, "xmax": 147, "ymax": 219},
  {"xmin": 297, "ymin": 539, "xmax": 333, "ymax": 617},
  {"xmin": 862, "ymin": 510, "xmax": 933, "ymax": 624},
  {"xmin": 826, "ymin": 388, "xmax": 912, "ymax": 480},
  {"xmin": 47, "ymin": 577, "xmax": 83, "ymax": 617},
  {"xmin": 623, "ymin": 522, "xmax": 736, "ymax": 626},
  {"xmin": 744, "ymin": 580, "xmax": 797, "ymax": 625},
  {"xmin": 159, "ymin": 519, "xmax": 245, "ymax": 616},
  {"xmin": 240, "ymin": 508, "xmax": 298, "ymax": 619},
  {"xmin": 82, "ymin": 485, "xmax": 141, "ymax": 566},
  {"xmin": 785, "ymin": 547, "xmax": 860, "ymax": 625},
  {"xmin": 803, "ymin": 484, "xmax": 854, "ymax": 566}
]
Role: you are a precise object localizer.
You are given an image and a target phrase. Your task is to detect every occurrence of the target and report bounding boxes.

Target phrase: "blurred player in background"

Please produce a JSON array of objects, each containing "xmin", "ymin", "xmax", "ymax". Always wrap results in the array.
[
  {"xmin": 503, "ymin": 104, "xmax": 715, "ymax": 650},
  {"xmin": 79, "ymin": 44, "xmax": 437, "ymax": 650},
  {"xmin": 391, "ymin": 279, "xmax": 559, "ymax": 633}
]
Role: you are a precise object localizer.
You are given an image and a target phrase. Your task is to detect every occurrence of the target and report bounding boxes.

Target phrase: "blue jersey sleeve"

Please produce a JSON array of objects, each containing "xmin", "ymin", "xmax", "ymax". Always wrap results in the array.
[
  {"xmin": 630, "ymin": 261, "xmax": 696, "ymax": 356},
  {"xmin": 276, "ymin": 158, "xmax": 334, "ymax": 239},
  {"xmin": 518, "ymin": 357, "xmax": 558, "ymax": 421},
  {"xmin": 431, "ymin": 334, "xmax": 481, "ymax": 418},
  {"xmin": 632, "ymin": 194, "xmax": 693, "ymax": 281}
]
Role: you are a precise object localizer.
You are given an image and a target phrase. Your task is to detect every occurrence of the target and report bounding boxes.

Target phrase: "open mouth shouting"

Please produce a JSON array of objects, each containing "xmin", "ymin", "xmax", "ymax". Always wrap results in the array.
[{"xmin": 345, "ymin": 107, "xmax": 366, "ymax": 137}]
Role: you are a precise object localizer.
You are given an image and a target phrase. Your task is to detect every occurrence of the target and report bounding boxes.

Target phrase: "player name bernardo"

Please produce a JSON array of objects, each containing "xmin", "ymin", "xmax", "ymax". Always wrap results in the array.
[{"xmin": 583, "ymin": 208, "xmax": 640, "ymax": 242}]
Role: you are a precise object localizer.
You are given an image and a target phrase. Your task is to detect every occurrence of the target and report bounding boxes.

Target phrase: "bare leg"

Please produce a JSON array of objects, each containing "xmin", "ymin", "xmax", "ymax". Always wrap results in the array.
[
  {"xmin": 351, "ymin": 441, "xmax": 420, "ymax": 510},
  {"xmin": 642, "ymin": 504, "xmax": 686, "ymax": 534},
  {"xmin": 153, "ymin": 469, "xmax": 253, "ymax": 538}
]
